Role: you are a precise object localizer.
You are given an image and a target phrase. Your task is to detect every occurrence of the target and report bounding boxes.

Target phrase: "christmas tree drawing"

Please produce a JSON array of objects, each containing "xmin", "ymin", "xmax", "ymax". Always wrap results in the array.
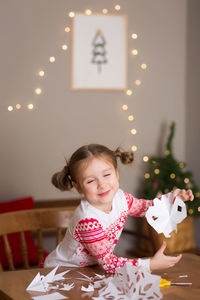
[
  {"xmin": 91, "ymin": 29, "xmax": 107, "ymax": 73},
  {"xmin": 141, "ymin": 122, "xmax": 200, "ymax": 217}
]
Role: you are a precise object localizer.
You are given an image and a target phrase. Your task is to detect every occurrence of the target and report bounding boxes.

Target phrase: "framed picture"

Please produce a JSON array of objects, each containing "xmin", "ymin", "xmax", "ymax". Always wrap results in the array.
[{"xmin": 71, "ymin": 13, "xmax": 127, "ymax": 90}]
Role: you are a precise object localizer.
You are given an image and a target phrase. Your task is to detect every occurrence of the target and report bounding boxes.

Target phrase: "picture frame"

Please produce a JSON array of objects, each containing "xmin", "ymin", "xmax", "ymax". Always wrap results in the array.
[{"xmin": 71, "ymin": 13, "xmax": 127, "ymax": 90}]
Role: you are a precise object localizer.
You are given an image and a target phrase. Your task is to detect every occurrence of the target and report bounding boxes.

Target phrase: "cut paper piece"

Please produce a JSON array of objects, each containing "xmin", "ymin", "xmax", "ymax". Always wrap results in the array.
[
  {"xmin": 94, "ymin": 273, "xmax": 105, "ymax": 280},
  {"xmin": 60, "ymin": 283, "xmax": 75, "ymax": 291},
  {"xmin": 31, "ymin": 292, "xmax": 67, "ymax": 300},
  {"xmin": 81, "ymin": 283, "xmax": 94, "ymax": 292},
  {"xmin": 146, "ymin": 193, "xmax": 187, "ymax": 238},
  {"xmin": 93, "ymin": 263, "xmax": 162, "ymax": 300},
  {"xmin": 27, "ymin": 266, "xmax": 70, "ymax": 292},
  {"xmin": 75, "ymin": 271, "xmax": 94, "ymax": 282}
]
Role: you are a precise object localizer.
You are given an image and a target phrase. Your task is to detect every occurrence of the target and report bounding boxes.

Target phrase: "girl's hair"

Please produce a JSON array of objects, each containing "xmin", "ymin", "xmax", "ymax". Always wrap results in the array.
[{"xmin": 51, "ymin": 144, "xmax": 134, "ymax": 191}]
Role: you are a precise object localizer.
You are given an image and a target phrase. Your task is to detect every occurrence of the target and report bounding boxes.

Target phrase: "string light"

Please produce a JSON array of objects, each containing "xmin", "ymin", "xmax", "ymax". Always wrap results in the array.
[
  {"xmin": 35, "ymin": 88, "xmax": 42, "ymax": 95},
  {"xmin": 62, "ymin": 44, "xmax": 68, "ymax": 50},
  {"xmin": 27, "ymin": 104, "xmax": 34, "ymax": 110},
  {"xmin": 184, "ymin": 178, "xmax": 189, "ymax": 184},
  {"xmin": 198, "ymin": 207, "xmax": 200, "ymax": 212},
  {"xmin": 128, "ymin": 115, "xmax": 134, "ymax": 121},
  {"xmin": 49, "ymin": 56, "xmax": 55, "ymax": 63},
  {"xmin": 130, "ymin": 129, "xmax": 137, "ymax": 135},
  {"xmin": 179, "ymin": 162, "xmax": 184, "ymax": 168},
  {"xmin": 122, "ymin": 104, "xmax": 128, "ymax": 110},
  {"xmin": 126, "ymin": 89, "xmax": 133, "ymax": 96},
  {"xmin": 131, "ymin": 145, "xmax": 137, "ymax": 152},
  {"xmin": 143, "ymin": 156, "xmax": 149, "ymax": 162},
  {"xmin": 38, "ymin": 70, "xmax": 45, "ymax": 77},
  {"xmin": 170, "ymin": 173, "xmax": 176, "ymax": 179},
  {"xmin": 8, "ymin": 106, "xmax": 13, "ymax": 112},
  {"xmin": 16, "ymin": 104, "xmax": 21, "ymax": 110},
  {"xmin": 188, "ymin": 209, "xmax": 193, "ymax": 215},
  {"xmin": 102, "ymin": 9, "xmax": 108, "ymax": 14},
  {"xmin": 141, "ymin": 63, "xmax": 147, "ymax": 70},
  {"xmin": 85, "ymin": 9, "xmax": 92, "ymax": 15},
  {"xmin": 64, "ymin": 27, "xmax": 70, "ymax": 32},
  {"xmin": 69, "ymin": 11, "xmax": 75, "ymax": 18},
  {"xmin": 145, "ymin": 173, "xmax": 150, "ymax": 179},
  {"xmin": 135, "ymin": 80, "xmax": 141, "ymax": 86},
  {"xmin": 154, "ymin": 168, "xmax": 160, "ymax": 174},
  {"xmin": 196, "ymin": 192, "xmax": 200, "ymax": 198},
  {"xmin": 131, "ymin": 33, "xmax": 138, "ymax": 39},
  {"xmin": 165, "ymin": 150, "xmax": 170, "ymax": 156},
  {"xmin": 114, "ymin": 5, "xmax": 121, "ymax": 11},
  {"xmin": 131, "ymin": 49, "xmax": 138, "ymax": 55}
]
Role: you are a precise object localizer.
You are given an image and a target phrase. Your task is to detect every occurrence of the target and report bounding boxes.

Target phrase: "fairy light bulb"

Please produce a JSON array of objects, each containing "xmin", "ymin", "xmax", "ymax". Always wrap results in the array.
[
  {"xmin": 165, "ymin": 149, "xmax": 170, "ymax": 156},
  {"xmin": 188, "ymin": 209, "xmax": 193, "ymax": 215},
  {"xmin": 154, "ymin": 168, "xmax": 160, "ymax": 174},
  {"xmin": 195, "ymin": 192, "xmax": 200, "ymax": 198},
  {"xmin": 122, "ymin": 104, "xmax": 128, "ymax": 110},
  {"xmin": 115, "ymin": 5, "xmax": 121, "ymax": 11},
  {"xmin": 49, "ymin": 56, "xmax": 55, "ymax": 62},
  {"xmin": 102, "ymin": 9, "xmax": 108, "ymax": 14},
  {"xmin": 65, "ymin": 27, "xmax": 70, "ymax": 32},
  {"xmin": 85, "ymin": 9, "xmax": 92, "ymax": 15},
  {"xmin": 145, "ymin": 173, "xmax": 150, "ymax": 179},
  {"xmin": 170, "ymin": 173, "xmax": 176, "ymax": 179},
  {"xmin": 132, "ymin": 49, "xmax": 138, "ymax": 55},
  {"xmin": 38, "ymin": 70, "xmax": 45, "ymax": 77},
  {"xmin": 141, "ymin": 63, "xmax": 147, "ymax": 70},
  {"xmin": 69, "ymin": 11, "xmax": 75, "ymax": 18},
  {"xmin": 16, "ymin": 104, "xmax": 21, "ymax": 110},
  {"xmin": 131, "ymin": 129, "xmax": 137, "ymax": 135},
  {"xmin": 27, "ymin": 103, "xmax": 34, "ymax": 110},
  {"xmin": 179, "ymin": 162, "xmax": 184, "ymax": 168},
  {"xmin": 62, "ymin": 44, "xmax": 68, "ymax": 50},
  {"xmin": 135, "ymin": 80, "xmax": 141, "ymax": 86},
  {"xmin": 131, "ymin": 145, "xmax": 137, "ymax": 152},
  {"xmin": 8, "ymin": 106, "xmax": 13, "ymax": 111},
  {"xmin": 128, "ymin": 115, "xmax": 134, "ymax": 121},
  {"xmin": 126, "ymin": 89, "xmax": 133, "ymax": 96},
  {"xmin": 143, "ymin": 156, "xmax": 149, "ymax": 162},
  {"xmin": 184, "ymin": 178, "xmax": 189, "ymax": 184},
  {"xmin": 198, "ymin": 207, "xmax": 200, "ymax": 212},
  {"xmin": 35, "ymin": 88, "xmax": 42, "ymax": 95},
  {"xmin": 131, "ymin": 33, "xmax": 138, "ymax": 39}
]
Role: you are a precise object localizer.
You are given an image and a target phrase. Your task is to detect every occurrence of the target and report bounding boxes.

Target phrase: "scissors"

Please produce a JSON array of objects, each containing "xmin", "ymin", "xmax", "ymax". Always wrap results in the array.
[{"xmin": 160, "ymin": 278, "xmax": 192, "ymax": 288}]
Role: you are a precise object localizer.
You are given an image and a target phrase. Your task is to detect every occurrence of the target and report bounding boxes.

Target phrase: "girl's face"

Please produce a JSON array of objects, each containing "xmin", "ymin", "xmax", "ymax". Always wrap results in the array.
[{"xmin": 73, "ymin": 157, "xmax": 119, "ymax": 213}]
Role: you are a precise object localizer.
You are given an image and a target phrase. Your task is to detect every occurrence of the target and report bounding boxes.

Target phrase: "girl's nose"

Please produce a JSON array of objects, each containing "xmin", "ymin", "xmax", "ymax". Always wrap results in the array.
[{"xmin": 97, "ymin": 179, "xmax": 105, "ymax": 188}]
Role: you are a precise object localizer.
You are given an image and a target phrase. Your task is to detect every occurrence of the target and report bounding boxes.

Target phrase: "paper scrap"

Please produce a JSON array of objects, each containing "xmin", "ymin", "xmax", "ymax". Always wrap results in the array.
[
  {"xmin": 81, "ymin": 283, "xmax": 94, "ymax": 292},
  {"xmin": 31, "ymin": 292, "xmax": 67, "ymax": 300},
  {"xmin": 146, "ymin": 193, "xmax": 187, "ymax": 238},
  {"xmin": 60, "ymin": 283, "xmax": 75, "ymax": 291}
]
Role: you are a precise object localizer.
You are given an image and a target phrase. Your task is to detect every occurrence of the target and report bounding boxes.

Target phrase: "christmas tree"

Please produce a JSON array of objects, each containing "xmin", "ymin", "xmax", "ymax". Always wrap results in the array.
[
  {"xmin": 141, "ymin": 122, "xmax": 200, "ymax": 217},
  {"xmin": 91, "ymin": 29, "xmax": 107, "ymax": 73}
]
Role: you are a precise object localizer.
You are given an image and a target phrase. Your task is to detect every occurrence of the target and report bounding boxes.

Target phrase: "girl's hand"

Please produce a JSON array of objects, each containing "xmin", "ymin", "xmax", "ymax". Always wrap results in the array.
[
  {"xmin": 150, "ymin": 241, "xmax": 182, "ymax": 271},
  {"xmin": 171, "ymin": 188, "xmax": 194, "ymax": 204}
]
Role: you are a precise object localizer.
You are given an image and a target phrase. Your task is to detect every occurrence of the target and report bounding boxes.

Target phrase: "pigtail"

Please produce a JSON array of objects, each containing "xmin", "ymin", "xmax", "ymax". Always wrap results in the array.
[
  {"xmin": 115, "ymin": 147, "xmax": 134, "ymax": 165},
  {"xmin": 51, "ymin": 164, "xmax": 73, "ymax": 191}
]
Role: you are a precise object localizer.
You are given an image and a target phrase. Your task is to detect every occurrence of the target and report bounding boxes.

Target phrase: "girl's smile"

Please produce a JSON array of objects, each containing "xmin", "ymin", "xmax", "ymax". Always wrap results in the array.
[{"xmin": 73, "ymin": 157, "xmax": 119, "ymax": 213}]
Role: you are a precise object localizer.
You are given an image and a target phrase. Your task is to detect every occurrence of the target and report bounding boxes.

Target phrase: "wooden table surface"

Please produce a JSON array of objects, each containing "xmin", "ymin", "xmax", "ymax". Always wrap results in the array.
[{"xmin": 0, "ymin": 253, "xmax": 199, "ymax": 300}]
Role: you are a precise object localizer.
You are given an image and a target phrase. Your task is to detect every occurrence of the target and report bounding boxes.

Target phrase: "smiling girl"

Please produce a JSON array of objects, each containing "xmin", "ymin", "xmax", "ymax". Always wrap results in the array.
[{"xmin": 44, "ymin": 144, "xmax": 193, "ymax": 273}]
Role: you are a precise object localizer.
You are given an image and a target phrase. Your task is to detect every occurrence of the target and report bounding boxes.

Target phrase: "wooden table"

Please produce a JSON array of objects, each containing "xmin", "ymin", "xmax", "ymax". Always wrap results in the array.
[{"xmin": 0, "ymin": 253, "xmax": 199, "ymax": 300}]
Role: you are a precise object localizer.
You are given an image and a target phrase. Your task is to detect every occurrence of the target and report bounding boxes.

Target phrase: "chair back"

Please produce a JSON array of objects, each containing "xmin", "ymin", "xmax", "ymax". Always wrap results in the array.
[{"xmin": 0, "ymin": 207, "xmax": 75, "ymax": 271}]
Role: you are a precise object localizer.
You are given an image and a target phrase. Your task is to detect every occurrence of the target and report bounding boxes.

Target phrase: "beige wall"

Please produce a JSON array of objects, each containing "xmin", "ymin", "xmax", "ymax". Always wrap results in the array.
[{"xmin": 0, "ymin": 0, "xmax": 188, "ymax": 202}]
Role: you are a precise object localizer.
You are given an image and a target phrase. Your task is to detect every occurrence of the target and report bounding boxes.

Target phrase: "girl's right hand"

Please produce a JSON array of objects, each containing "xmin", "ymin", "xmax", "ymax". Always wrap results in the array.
[{"xmin": 150, "ymin": 241, "xmax": 182, "ymax": 271}]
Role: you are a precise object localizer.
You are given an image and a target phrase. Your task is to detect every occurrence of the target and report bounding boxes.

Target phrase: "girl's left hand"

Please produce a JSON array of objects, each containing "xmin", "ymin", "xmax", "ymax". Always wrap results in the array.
[{"xmin": 171, "ymin": 188, "xmax": 194, "ymax": 204}]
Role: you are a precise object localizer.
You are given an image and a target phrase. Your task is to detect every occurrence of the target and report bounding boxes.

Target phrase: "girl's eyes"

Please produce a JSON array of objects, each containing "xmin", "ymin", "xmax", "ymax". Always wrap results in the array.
[
  {"xmin": 104, "ymin": 173, "xmax": 111, "ymax": 177},
  {"xmin": 87, "ymin": 179, "xmax": 95, "ymax": 184}
]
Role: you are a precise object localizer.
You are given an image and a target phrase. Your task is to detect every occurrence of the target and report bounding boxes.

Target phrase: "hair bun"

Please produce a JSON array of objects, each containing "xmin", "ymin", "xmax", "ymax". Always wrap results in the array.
[
  {"xmin": 115, "ymin": 147, "xmax": 134, "ymax": 165},
  {"xmin": 51, "ymin": 165, "xmax": 73, "ymax": 191}
]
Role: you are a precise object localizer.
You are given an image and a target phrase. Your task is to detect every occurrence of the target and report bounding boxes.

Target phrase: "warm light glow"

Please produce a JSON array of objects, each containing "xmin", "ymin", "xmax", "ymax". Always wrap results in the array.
[
  {"xmin": 27, "ymin": 104, "xmax": 34, "ymax": 110},
  {"xmin": 184, "ymin": 178, "xmax": 189, "ymax": 184},
  {"xmin": 49, "ymin": 56, "xmax": 55, "ymax": 62},
  {"xmin": 131, "ymin": 49, "xmax": 138, "ymax": 55},
  {"xmin": 38, "ymin": 70, "xmax": 45, "ymax": 77},
  {"xmin": 196, "ymin": 192, "xmax": 200, "ymax": 198},
  {"xmin": 122, "ymin": 104, "xmax": 128, "ymax": 110},
  {"xmin": 143, "ymin": 156, "xmax": 149, "ymax": 162},
  {"xmin": 141, "ymin": 63, "xmax": 147, "ymax": 70},
  {"xmin": 8, "ymin": 106, "xmax": 13, "ymax": 111},
  {"xmin": 131, "ymin": 145, "xmax": 137, "ymax": 152},
  {"xmin": 62, "ymin": 44, "xmax": 68, "ymax": 50},
  {"xmin": 115, "ymin": 5, "xmax": 121, "ymax": 11},
  {"xmin": 126, "ymin": 89, "xmax": 133, "ymax": 96},
  {"xmin": 145, "ymin": 173, "xmax": 150, "ymax": 179},
  {"xmin": 135, "ymin": 80, "xmax": 141, "ymax": 86},
  {"xmin": 102, "ymin": 8, "xmax": 108, "ymax": 14},
  {"xmin": 131, "ymin": 33, "xmax": 138, "ymax": 39},
  {"xmin": 179, "ymin": 162, "xmax": 184, "ymax": 168},
  {"xmin": 165, "ymin": 150, "xmax": 170, "ymax": 155},
  {"xmin": 154, "ymin": 168, "xmax": 160, "ymax": 174},
  {"xmin": 65, "ymin": 27, "xmax": 70, "ymax": 32},
  {"xmin": 16, "ymin": 104, "xmax": 21, "ymax": 110},
  {"xmin": 170, "ymin": 173, "xmax": 176, "ymax": 179},
  {"xmin": 198, "ymin": 207, "xmax": 200, "ymax": 212},
  {"xmin": 128, "ymin": 115, "xmax": 134, "ymax": 121},
  {"xmin": 85, "ymin": 9, "xmax": 92, "ymax": 15},
  {"xmin": 152, "ymin": 160, "xmax": 156, "ymax": 164},
  {"xmin": 188, "ymin": 209, "xmax": 193, "ymax": 215},
  {"xmin": 35, "ymin": 88, "xmax": 42, "ymax": 95},
  {"xmin": 69, "ymin": 11, "xmax": 75, "ymax": 18},
  {"xmin": 131, "ymin": 129, "xmax": 137, "ymax": 135}
]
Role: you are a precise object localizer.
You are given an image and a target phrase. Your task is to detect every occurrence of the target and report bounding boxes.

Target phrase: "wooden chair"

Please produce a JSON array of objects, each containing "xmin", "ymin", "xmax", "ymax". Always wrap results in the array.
[{"xmin": 0, "ymin": 207, "xmax": 76, "ymax": 271}]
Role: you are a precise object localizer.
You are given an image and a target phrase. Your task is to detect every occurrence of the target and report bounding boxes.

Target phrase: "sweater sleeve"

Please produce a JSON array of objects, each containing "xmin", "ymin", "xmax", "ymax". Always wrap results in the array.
[
  {"xmin": 124, "ymin": 192, "xmax": 153, "ymax": 217},
  {"xmin": 74, "ymin": 218, "xmax": 139, "ymax": 273}
]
